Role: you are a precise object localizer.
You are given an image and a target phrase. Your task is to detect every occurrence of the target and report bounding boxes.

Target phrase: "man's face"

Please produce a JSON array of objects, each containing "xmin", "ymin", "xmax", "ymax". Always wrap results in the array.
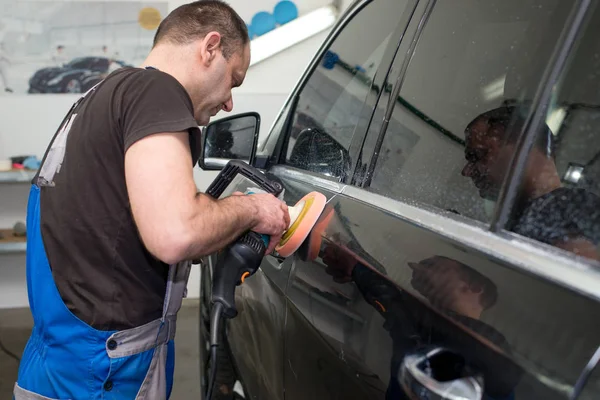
[
  {"xmin": 461, "ymin": 118, "xmax": 514, "ymax": 200},
  {"xmin": 193, "ymin": 42, "xmax": 250, "ymax": 125}
]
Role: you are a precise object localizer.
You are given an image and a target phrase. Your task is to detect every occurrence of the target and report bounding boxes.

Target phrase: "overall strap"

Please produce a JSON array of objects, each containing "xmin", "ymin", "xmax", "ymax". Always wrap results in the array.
[
  {"xmin": 162, "ymin": 261, "xmax": 192, "ymax": 319},
  {"xmin": 104, "ymin": 261, "xmax": 192, "ymax": 358}
]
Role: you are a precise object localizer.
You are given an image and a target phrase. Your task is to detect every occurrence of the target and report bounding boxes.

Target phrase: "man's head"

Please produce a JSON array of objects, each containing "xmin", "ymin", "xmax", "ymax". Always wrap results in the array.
[
  {"xmin": 149, "ymin": 0, "xmax": 250, "ymax": 125},
  {"xmin": 461, "ymin": 105, "xmax": 554, "ymax": 200},
  {"xmin": 409, "ymin": 256, "xmax": 498, "ymax": 318}
]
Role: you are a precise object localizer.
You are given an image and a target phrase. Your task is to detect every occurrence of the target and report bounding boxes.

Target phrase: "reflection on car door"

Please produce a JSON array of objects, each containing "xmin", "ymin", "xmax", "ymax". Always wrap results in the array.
[
  {"xmin": 284, "ymin": 179, "xmax": 600, "ymax": 400},
  {"xmin": 281, "ymin": 1, "xmax": 600, "ymax": 400}
]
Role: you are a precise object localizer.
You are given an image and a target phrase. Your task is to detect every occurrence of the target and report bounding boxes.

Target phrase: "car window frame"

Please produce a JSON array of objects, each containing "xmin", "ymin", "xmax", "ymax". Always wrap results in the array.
[{"xmin": 259, "ymin": 0, "xmax": 420, "ymax": 184}]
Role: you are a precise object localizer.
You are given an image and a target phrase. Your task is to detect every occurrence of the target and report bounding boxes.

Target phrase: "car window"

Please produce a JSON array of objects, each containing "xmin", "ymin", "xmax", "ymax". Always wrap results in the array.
[
  {"xmin": 67, "ymin": 58, "xmax": 91, "ymax": 69},
  {"xmin": 283, "ymin": 0, "xmax": 411, "ymax": 181},
  {"xmin": 89, "ymin": 58, "xmax": 110, "ymax": 71},
  {"xmin": 504, "ymin": 3, "xmax": 600, "ymax": 264},
  {"xmin": 363, "ymin": 0, "xmax": 576, "ymax": 223}
]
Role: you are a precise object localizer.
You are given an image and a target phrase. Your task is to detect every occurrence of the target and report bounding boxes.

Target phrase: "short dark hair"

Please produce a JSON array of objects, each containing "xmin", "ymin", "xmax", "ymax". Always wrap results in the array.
[
  {"xmin": 438, "ymin": 256, "xmax": 499, "ymax": 310},
  {"xmin": 153, "ymin": 0, "xmax": 249, "ymax": 59},
  {"xmin": 465, "ymin": 105, "xmax": 554, "ymax": 158}
]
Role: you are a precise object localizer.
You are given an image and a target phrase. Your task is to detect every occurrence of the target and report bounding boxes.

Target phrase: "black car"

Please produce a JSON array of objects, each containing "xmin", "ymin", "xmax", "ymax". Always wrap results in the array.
[
  {"xmin": 28, "ymin": 56, "xmax": 129, "ymax": 94},
  {"xmin": 198, "ymin": 0, "xmax": 600, "ymax": 399}
]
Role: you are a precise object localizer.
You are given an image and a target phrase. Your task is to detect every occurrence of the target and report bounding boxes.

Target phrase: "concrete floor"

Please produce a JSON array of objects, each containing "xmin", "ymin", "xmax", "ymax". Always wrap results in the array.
[{"xmin": 0, "ymin": 300, "xmax": 201, "ymax": 399}]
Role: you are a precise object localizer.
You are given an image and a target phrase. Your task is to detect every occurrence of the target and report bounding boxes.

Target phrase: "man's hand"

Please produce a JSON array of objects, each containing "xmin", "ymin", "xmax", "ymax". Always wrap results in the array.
[{"xmin": 247, "ymin": 194, "xmax": 290, "ymax": 254}]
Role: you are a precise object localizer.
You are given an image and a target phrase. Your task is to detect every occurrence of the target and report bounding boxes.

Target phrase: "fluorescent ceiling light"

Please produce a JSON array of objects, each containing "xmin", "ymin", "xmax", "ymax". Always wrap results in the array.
[
  {"xmin": 482, "ymin": 75, "xmax": 506, "ymax": 101},
  {"xmin": 564, "ymin": 163, "xmax": 584, "ymax": 184},
  {"xmin": 546, "ymin": 107, "xmax": 567, "ymax": 136},
  {"xmin": 250, "ymin": 5, "xmax": 337, "ymax": 67}
]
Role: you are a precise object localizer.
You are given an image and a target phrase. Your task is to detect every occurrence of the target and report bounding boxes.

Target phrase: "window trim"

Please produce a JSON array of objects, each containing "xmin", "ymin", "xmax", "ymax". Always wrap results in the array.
[
  {"xmin": 361, "ymin": 0, "xmax": 436, "ymax": 188},
  {"xmin": 260, "ymin": 0, "xmax": 419, "ymax": 184},
  {"xmin": 357, "ymin": 0, "xmax": 472, "ymax": 188}
]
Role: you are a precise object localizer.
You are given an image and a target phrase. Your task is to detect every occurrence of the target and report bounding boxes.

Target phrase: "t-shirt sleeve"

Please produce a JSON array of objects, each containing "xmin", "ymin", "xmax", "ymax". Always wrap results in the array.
[{"xmin": 117, "ymin": 69, "xmax": 200, "ymax": 152}]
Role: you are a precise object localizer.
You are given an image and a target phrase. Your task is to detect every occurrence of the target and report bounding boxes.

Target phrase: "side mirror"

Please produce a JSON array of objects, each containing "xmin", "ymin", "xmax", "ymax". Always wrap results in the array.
[
  {"xmin": 288, "ymin": 127, "xmax": 351, "ymax": 181},
  {"xmin": 199, "ymin": 112, "xmax": 261, "ymax": 170}
]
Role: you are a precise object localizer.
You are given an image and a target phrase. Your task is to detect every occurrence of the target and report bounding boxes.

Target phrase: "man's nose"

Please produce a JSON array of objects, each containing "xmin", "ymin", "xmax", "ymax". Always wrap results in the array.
[
  {"xmin": 222, "ymin": 97, "xmax": 233, "ymax": 112},
  {"xmin": 462, "ymin": 163, "xmax": 474, "ymax": 177}
]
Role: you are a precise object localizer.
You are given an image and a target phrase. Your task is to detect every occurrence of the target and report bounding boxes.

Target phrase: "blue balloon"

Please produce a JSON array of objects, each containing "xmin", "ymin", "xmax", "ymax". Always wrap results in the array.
[
  {"xmin": 273, "ymin": 1, "xmax": 298, "ymax": 25},
  {"xmin": 251, "ymin": 11, "xmax": 276, "ymax": 36}
]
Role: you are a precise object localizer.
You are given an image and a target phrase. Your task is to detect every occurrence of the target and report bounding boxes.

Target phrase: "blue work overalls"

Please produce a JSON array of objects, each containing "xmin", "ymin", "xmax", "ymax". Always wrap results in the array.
[{"xmin": 13, "ymin": 83, "xmax": 192, "ymax": 400}]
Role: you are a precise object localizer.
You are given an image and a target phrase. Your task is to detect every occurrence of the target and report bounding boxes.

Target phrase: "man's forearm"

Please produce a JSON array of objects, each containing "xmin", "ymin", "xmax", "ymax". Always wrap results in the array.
[{"xmin": 179, "ymin": 193, "xmax": 258, "ymax": 261}]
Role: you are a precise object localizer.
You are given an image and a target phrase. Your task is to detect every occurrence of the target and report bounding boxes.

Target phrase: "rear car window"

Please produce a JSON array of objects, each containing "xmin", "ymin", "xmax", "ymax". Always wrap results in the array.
[{"xmin": 364, "ymin": 0, "xmax": 575, "ymax": 224}]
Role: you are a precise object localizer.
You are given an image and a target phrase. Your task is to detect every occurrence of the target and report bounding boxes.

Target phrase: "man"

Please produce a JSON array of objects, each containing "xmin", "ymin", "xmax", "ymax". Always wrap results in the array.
[
  {"xmin": 0, "ymin": 41, "xmax": 12, "ymax": 93},
  {"xmin": 14, "ymin": 1, "xmax": 289, "ymax": 399},
  {"xmin": 462, "ymin": 105, "xmax": 600, "ymax": 260},
  {"xmin": 51, "ymin": 44, "xmax": 67, "ymax": 66}
]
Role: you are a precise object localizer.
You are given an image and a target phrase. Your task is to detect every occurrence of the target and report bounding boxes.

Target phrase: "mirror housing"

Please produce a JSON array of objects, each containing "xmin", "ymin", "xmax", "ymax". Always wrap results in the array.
[{"xmin": 199, "ymin": 112, "xmax": 261, "ymax": 171}]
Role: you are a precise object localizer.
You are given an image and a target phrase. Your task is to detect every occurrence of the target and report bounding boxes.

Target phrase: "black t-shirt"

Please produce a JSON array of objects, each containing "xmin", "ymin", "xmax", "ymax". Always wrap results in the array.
[
  {"xmin": 37, "ymin": 67, "xmax": 201, "ymax": 331},
  {"xmin": 512, "ymin": 187, "xmax": 600, "ymax": 246}
]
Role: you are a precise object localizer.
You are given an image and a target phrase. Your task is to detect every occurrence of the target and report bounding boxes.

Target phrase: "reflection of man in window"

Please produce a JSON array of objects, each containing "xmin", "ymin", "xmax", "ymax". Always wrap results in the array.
[{"xmin": 462, "ymin": 106, "xmax": 600, "ymax": 260}]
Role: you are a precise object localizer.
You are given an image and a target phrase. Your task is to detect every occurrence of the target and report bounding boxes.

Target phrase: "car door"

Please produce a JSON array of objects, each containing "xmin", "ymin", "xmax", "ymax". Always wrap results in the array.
[
  {"xmin": 279, "ymin": 1, "xmax": 600, "ymax": 400},
  {"xmin": 249, "ymin": 0, "xmax": 422, "ymax": 398},
  {"xmin": 215, "ymin": 1, "xmax": 416, "ymax": 397}
]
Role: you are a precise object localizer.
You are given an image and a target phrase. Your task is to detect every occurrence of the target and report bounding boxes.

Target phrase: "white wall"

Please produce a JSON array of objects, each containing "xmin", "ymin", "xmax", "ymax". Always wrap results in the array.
[
  {"xmin": 0, "ymin": 1, "xmax": 335, "ymax": 307},
  {"xmin": 169, "ymin": 0, "xmax": 329, "ymax": 23}
]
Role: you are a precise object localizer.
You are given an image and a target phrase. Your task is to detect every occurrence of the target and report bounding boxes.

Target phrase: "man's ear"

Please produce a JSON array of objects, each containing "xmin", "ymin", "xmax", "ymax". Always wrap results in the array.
[{"xmin": 200, "ymin": 31, "xmax": 222, "ymax": 65}]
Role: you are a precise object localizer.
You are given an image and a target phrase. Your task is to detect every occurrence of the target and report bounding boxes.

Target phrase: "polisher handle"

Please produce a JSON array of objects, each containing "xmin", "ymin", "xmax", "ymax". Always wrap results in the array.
[{"xmin": 211, "ymin": 231, "xmax": 266, "ymax": 319}]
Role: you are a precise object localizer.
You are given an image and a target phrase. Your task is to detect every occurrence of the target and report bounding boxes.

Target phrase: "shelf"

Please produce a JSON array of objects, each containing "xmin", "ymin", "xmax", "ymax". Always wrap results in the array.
[
  {"xmin": 0, "ymin": 169, "xmax": 36, "ymax": 184},
  {"xmin": 0, "ymin": 229, "xmax": 26, "ymax": 254}
]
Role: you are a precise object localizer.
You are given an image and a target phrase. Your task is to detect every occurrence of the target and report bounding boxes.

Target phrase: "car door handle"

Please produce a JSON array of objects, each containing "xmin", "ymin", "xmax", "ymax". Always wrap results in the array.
[{"xmin": 400, "ymin": 347, "xmax": 484, "ymax": 400}]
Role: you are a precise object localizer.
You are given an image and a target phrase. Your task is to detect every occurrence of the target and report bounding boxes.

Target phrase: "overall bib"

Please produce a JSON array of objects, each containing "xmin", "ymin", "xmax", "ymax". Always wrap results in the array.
[{"xmin": 13, "ymin": 84, "xmax": 192, "ymax": 400}]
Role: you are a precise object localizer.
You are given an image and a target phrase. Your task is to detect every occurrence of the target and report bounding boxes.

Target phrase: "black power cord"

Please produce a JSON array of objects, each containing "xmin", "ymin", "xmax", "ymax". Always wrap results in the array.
[
  {"xmin": 205, "ymin": 231, "xmax": 266, "ymax": 400},
  {"xmin": 206, "ymin": 302, "xmax": 224, "ymax": 400}
]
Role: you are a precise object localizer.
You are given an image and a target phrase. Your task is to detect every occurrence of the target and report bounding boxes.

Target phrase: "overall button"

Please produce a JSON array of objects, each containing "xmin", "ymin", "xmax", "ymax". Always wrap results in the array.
[
  {"xmin": 104, "ymin": 380, "xmax": 113, "ymax": 391},
  {"xmin": 107, "ymin": 339, "xmax": 117, "ymax": 350}
]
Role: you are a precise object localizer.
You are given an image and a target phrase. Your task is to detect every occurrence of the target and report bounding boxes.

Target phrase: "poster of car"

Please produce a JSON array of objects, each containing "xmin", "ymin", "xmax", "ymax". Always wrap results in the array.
[{"xmin": 0, "ymin": 1, "xmax": 167, "ymax": 95}]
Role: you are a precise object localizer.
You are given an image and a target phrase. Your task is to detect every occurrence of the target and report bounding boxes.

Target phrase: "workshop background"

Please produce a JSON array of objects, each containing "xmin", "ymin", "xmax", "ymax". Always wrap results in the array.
[{"xmin": 0, "ymin": 0, "xmax": 352, "ymax": 397}]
